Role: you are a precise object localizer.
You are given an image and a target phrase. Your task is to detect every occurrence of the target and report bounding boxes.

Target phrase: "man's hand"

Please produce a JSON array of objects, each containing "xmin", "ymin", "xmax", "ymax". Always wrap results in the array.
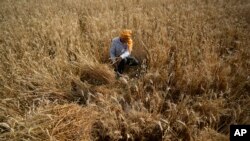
[
  {"xmin": 112, "ymin": 57, "xmax": 122, "ymax": 68},
  {"xmin": 116, "ymin": 57, "xmax": 122, "ymax": 64}
]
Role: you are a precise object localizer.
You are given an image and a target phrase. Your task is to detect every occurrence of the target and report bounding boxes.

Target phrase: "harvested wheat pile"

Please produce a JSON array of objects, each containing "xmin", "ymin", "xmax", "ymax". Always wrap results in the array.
[
  {"xmin": 80, "ymin": 63, "xmax": 115, "ymax": 85},
  {"xmin": 0, "ymin": 0, "xmax": 249, "ymax": 140}
]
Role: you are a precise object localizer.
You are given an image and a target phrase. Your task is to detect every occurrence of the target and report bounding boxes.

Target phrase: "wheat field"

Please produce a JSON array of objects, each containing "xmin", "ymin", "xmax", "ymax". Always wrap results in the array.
[{"xmin": 0, "ymin": 0, "xmax": 249, "ymax": 140}]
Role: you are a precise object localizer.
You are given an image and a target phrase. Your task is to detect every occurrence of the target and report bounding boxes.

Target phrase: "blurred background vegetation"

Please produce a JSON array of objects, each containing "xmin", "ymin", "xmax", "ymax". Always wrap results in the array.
[{"xmin": 0, "ymin": 0, "xmax": 249, "ymax": 140}]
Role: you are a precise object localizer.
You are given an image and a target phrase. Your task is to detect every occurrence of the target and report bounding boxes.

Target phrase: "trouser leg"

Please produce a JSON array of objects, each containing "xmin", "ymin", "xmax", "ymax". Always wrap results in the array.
[
  {"xmin": 117, "ymin": 59, "xmax": 126, "ymax": 74},
  {"xmin": 126, "ymin": 56, "xmax": 139, "ymax": 66},
  {"xmin": 116, "ymin": 56, "xmax": 139, "ymax": 74}
]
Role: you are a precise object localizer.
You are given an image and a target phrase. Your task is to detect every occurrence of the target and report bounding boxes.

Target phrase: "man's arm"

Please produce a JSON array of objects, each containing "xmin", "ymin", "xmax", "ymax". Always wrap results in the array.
[{"xmin": 110, "ymin": 41, "xmax": 116, "ymax": 63}]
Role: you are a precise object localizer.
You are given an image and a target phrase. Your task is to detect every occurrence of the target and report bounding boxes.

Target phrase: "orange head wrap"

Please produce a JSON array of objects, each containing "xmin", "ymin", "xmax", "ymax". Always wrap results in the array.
[{"xmin": 120, "ymin": 29, "xmax": 133, "ymax": 52}]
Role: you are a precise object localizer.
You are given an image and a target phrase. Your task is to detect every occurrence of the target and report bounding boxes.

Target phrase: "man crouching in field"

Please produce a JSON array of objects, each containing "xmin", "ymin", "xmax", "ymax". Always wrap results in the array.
[{"xmin": 110, "ymin": 29, "xmax": 139, "ymax": 77}]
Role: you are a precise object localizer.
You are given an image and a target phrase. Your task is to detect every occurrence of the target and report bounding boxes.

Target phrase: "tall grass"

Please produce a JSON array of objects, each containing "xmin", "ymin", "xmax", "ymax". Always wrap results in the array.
[{"xmin": 0, "ymin": 0, "xmax": 249, "ymax": 140}]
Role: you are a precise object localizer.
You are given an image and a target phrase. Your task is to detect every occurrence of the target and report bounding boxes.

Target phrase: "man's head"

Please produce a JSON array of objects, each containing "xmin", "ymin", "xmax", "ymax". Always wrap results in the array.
[
  {"xmin": 120, "ymin": 29, "xmax": 133, "ymax": 52},
  {"xmin": 120, "ymin": 29, "xmax": 132, "ymax": 43}
]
